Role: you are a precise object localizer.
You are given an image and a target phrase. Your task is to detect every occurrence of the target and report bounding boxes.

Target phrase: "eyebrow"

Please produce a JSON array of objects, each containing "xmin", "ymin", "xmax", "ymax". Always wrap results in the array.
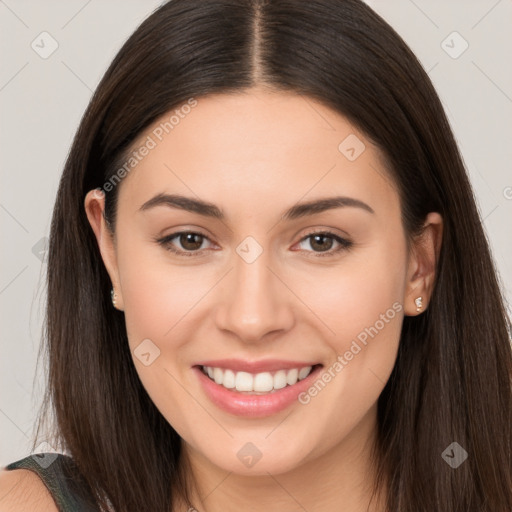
[{"xmin": 139, "ymin": 193, "xmax": 375, "ymax": 220}]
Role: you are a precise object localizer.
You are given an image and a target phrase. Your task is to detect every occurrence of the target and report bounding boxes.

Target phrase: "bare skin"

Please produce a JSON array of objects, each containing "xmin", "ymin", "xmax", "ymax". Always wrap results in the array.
[
  {"xmin": 0, "ymin": 468, "xmax": 58, "ymax": 511},
  {"xmin": 75, "ymin": 86, "xmax": 443, "ymax": 512}
]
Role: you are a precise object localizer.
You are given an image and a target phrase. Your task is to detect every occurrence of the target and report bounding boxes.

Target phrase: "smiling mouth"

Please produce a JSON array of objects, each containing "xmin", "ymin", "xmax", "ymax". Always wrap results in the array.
[{"xmin": 198, "ymin": 364, "xmax": 323, "ymax": 394}]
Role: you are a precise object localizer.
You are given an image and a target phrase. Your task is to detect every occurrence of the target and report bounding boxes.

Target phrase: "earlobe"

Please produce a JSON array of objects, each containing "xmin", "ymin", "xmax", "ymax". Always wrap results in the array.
[
  {"xmin": 84, "ymin": 189, "xmax": 124, "ymax": 310},
  {"xmin": 404, "ymin": 212, "xmax": 443, "ymax": 316}
]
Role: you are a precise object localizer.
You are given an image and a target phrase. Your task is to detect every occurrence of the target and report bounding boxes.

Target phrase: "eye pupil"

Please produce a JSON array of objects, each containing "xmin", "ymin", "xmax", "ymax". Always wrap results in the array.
[
  {"xmin": 180, "ymin": 233, "xmax": 203, "ymax": 250},
  {"xmin": 310, "ymin": 234, "xmax": 333, "ymax": 252}
]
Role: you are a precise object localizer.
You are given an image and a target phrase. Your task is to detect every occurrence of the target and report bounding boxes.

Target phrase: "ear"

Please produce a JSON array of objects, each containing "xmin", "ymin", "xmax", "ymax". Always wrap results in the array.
[
  {"xmin": 84, "ymin": 189, "xmax": 124, "ymax": 311},
  {"xmin": 404, "ymin": 212, "xmax": 443, "ymax": 316}
]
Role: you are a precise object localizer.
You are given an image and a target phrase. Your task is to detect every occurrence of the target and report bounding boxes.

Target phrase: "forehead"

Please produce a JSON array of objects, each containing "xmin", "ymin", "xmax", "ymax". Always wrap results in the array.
[{"xmin": 116, "ymin": 89, "xmax": 399, "ymax": 220}]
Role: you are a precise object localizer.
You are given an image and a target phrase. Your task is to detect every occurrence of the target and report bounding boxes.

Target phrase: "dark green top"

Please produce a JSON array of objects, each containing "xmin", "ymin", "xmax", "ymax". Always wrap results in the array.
[{"xmin": 3, "ymin": 453, "xmax": 101, "ymax": 511}]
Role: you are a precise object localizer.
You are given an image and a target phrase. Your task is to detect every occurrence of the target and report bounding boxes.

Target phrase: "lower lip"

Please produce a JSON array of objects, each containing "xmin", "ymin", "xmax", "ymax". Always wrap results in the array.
[{"xmin": 193, "ymin": 365, "xmax": 323, "ymax": 418}]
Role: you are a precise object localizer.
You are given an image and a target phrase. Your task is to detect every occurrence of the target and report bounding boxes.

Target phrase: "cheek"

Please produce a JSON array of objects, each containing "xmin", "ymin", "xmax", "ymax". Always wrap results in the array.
[
  {"xmin": 116, "ymin": 234, "xmax": 206, "ymax": 345},
  {"xmin": 293, "ymin": 233, "xmax": 407, "ymax": 349},
  {"xmin": 115, "ymin": 239, "xmax": 206, "ymax": 435},
  {"xmin": 291, "ymin": 232, "xmax": 406, "ymax": 415},
  {"xmin": 296, "ymin": 235, "xmax": 406, "ymax": 424}
]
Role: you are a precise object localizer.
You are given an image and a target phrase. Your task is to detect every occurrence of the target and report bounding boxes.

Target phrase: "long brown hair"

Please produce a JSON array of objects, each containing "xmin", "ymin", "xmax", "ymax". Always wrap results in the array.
[{"xmin": 34, "ymin": 0, "xmax": 512, "ymax": 510}]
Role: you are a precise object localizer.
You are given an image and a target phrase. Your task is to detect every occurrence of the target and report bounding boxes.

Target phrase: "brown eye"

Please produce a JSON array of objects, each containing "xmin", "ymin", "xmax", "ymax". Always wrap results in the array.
[
  {"xmin": 308, "ymin": 233, "xmax": 335, "ymax": 252},
  {"xmin": 156, "ymin": 231, "xmax": 212, "ymax": 257},
  {"xmin": 178, "ymin": 232, "xmax": 204, "ymax": 251},
  {"xmin": 156, "ymin": 230, "xmax": 352, "ymax": 259},
  {"xmin": 296, "ymin": 231, "xmax": 353, "ymax": 257}
]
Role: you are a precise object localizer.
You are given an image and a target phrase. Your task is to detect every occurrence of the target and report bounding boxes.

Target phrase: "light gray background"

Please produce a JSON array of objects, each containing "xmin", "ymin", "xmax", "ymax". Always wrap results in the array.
[{"xmin": 1, "ymin": 0, "xmax": 511, "ymax": 466}]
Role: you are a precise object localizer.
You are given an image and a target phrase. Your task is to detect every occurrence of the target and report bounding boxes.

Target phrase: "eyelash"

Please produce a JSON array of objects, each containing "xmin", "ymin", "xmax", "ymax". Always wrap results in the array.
[{"xmin": 155, "ymin": 230, "xmax": 353, "ymax": 258}]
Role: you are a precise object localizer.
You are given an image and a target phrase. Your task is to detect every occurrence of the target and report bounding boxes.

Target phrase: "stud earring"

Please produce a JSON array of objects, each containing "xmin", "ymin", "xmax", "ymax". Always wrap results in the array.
[
  {"xmin": 111, "ymin": 288, "xmax": 117, "ymax": 309},
  {"xmin": 415, "ymin": 296, "xmax": 423, "ymax": 312}
]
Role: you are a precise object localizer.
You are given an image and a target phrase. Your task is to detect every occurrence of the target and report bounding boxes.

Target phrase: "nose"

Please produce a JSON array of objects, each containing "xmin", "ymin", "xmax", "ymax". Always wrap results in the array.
[{"xmin": 214, "ymin": 248, "xmax": 295, "ymax": 344}]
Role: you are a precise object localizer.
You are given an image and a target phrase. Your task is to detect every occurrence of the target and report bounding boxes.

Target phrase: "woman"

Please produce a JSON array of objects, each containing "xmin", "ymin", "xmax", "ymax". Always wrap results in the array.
[{"xmin": 1, "ymin": 0, "xmax": 511, "ymax": 511}]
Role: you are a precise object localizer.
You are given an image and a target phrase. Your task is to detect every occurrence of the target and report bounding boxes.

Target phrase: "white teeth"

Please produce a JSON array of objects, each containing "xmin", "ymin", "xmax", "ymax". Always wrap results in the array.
[
  {"xmin": 286, "ymin": 368, "xmax": 298, "ymax": 385},
  {"xmin": 298, "ymin": 367, "xmax": 311, "ymax": 380},
  {"xmin": 202, "ymin": 365, "xmax": 314, "ymax": 393},
  {"xmin": 213, "ymin": 367, "xmax": 223, "ymax": 385},
  {"xmin": 235, "ymin": 371, "xmax": 253, "ymax": 391},
  {"xmin": 273, "ymin": 370, "xmax": 288, "ymax": 390},
  {"xmin": 223, "ymin": 369, "xmax": 236, "ymax": 389},
  {"xmin": 253, "ymin": 372, "xmax": 274, "ymax": 392}
]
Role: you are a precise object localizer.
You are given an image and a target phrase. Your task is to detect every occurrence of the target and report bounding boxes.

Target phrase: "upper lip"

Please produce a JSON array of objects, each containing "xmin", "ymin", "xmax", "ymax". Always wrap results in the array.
[{"xmin": 194, "ymin": 359, "xmax": 322, "ymax": 374}]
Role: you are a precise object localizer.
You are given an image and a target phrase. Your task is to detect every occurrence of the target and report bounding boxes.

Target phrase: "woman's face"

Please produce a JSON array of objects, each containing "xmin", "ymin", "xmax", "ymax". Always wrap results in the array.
[{"xmin": 85, "ymin": 87, "xmax": 441, "ymax": 477}]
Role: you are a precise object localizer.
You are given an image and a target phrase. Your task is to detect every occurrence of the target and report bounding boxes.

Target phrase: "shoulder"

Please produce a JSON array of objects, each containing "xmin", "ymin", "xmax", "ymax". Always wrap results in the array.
[
  {"xmin": 0, "ymin": 467, "xmax": 59, "ymax": 511},
  {"xmin": 1, "ymin": 454, "xmax": 102, "ymax": 512}
]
